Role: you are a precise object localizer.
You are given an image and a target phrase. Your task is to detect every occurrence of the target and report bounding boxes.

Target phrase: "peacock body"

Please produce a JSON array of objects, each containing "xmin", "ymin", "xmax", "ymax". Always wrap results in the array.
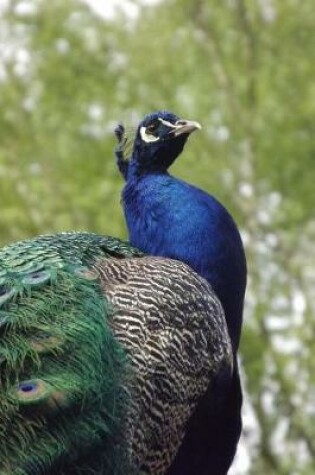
[
  {"xmin": 0, "ymin": 232, "xmax": 232, "ymax": 475},
  {"xmin": 116, "ymin": 111, "xmax": 247, "ymax": 475}
]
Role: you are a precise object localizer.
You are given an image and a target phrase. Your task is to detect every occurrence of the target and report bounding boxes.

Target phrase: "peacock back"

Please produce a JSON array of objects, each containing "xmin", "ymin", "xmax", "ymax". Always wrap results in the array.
[{"xmin": 0, "ymin": 232, "xmax": 232, "ymax": 475}]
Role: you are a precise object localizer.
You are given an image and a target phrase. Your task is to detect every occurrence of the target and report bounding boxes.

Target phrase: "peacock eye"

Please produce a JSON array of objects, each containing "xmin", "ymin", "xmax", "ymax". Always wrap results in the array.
[{"xmin": 146, "ymin": 122, "xmax": 159, "ymax": 134}]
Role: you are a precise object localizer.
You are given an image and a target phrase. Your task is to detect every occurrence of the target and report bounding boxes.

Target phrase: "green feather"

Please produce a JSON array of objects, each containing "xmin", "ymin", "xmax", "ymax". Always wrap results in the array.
[{"xmin": 0, "ymin": 232, "xmax": 142, "ymax": 475}]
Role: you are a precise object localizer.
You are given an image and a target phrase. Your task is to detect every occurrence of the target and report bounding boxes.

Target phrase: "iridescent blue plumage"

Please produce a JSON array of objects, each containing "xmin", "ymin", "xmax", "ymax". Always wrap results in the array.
[{"xmin": 116, "ymin": 110, "xmax": 247, "ymax": 475}]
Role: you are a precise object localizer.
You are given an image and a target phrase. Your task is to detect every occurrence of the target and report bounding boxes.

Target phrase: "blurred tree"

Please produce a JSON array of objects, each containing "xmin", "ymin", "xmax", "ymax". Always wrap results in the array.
[{"xmin": 0, "ymin": 0, "xmax": 314, "ymax": 473}]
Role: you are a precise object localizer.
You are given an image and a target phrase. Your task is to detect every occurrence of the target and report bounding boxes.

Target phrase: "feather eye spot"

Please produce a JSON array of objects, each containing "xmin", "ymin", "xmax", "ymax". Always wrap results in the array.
[
  {"xmin": 0, "ymin": 286, "xmax": 16, "ymax": 307},
  {"xmin": 14, "ymin": 379, "xmax": 53, "ymax": 405},
  {"xmin": 21, "ymin": 270, "xmax": 51, "ymax": 287},
  {"xmin": 19, "ymin": 382, "xmax": 38, "ymax": 394},
  {"xmin": 13, "ymin": 379, "xmax": 70, "ymax": 415},
  {"xmin": 0, "ymin": 285, "xmax": 8, "ymax": 296}
]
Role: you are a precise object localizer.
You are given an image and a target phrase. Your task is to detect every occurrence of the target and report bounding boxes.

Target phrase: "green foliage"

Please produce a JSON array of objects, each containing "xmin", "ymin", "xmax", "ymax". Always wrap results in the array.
[{"xmin": 0, "ymin": 0, "xmax": 314, "ymax": 473}]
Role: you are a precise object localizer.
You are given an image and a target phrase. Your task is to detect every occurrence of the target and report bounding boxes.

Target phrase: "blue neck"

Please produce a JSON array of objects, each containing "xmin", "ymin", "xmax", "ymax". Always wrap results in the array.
[{"xmin": 122, "ymin": 170, "xmax": 246, "ymax": 351}]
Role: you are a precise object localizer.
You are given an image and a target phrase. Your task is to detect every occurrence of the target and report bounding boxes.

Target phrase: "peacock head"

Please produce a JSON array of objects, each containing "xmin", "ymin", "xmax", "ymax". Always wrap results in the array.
[{"xmin": 115, "ymin": 110, "xmax": 201, "ymax": 176}]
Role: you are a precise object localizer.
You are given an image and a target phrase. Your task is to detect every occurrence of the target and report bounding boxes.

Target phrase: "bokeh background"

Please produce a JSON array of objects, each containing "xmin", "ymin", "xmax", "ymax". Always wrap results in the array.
[{"xmin": 0, "ymin": 0, "xmax": 314, "ymax": 473}]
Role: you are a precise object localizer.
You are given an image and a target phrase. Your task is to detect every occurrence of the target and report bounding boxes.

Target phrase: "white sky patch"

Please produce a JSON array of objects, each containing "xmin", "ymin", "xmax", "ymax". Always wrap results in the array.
[
  {"xmin": 0, "ymin": 4, "xmax": 31, "ymax": 81},
  {"xmin": 270, "ymin": 418, "xmax": 289, "ymax": 457},
  {"xmin": 258, "ymin": 0, "xmax": 277, "ymax": 23},
  {"xmin": 265, "ymin": 232, "xmax": 278, "ymax": 248},
  {"xmin": 0, "ymin": 0, "xmax": 36, "ymax": 16},
  {"xmin": 239, "ymin": 182, "xmax": 253, "ymax": 199},
  {"xmin": 55, "ymin": 38, "xmax": 70, "ymax": 55},
  {"xmin": 82, "ymin": 0, "xmax": 162, "ymax": 21},
  {"xmin": 271, "ymin": 334, "xmax": 302, "ymax": 355},
  {"xmin": 82, "ymin": 0, "xmax": 138, "ymax": 21},
  {"xmin": 213, "ymin": 125, "xmax": 230, "ymax": 142},
  {"xmin": 87, "ymin": 103, "xmax": 104, "ymax": 121},
  {"xmin": 0, "ymin": 0, "xmax": 8, "ymax": 15},
  {"xmin": 265, "ymin": 315, "xmax": 291, "ymax": 332},
  {"xmin": 14, "ymin": 0, "xmax": 37, "ymax": 16},
  {"xmin": 13, "ymin": 47, "xmax": 31, "ymax": 76},
  {"xmin": 261, "ymin": 389, "xmax": 276, "ymax": 416},
  {"xmin": 0, "ymin": 0, "xmax": 162, "ymax": 20},
  {"xmin": 292, "ymin": 289, "xmax": 306, "ymax": 315}
]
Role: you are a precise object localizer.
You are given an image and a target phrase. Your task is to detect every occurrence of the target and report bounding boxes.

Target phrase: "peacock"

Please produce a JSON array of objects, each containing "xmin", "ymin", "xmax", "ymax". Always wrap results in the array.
[
  {"xmin": 115, "ymin": 110, "xmax": 247, "ymax": 475},
  {"xmin": 0, "ymin": 232, "xmax": 233, "ymax": 474}
]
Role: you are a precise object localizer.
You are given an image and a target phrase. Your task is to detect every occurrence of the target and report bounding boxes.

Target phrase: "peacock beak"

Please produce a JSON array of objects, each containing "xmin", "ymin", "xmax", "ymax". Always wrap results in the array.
[{"xmin": 173, "ymin": 119, "xmax": 202, "ymax": 137}]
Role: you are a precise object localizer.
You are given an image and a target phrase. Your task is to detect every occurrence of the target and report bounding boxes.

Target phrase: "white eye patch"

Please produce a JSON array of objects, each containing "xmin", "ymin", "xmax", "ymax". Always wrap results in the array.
[
  {"xmin": 140, "ymin": 126, "xmax": 160, "ymax": 143},
  {"xmin": 157, "ymin": 118, "xmax": 178, "ymax": 129}
]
